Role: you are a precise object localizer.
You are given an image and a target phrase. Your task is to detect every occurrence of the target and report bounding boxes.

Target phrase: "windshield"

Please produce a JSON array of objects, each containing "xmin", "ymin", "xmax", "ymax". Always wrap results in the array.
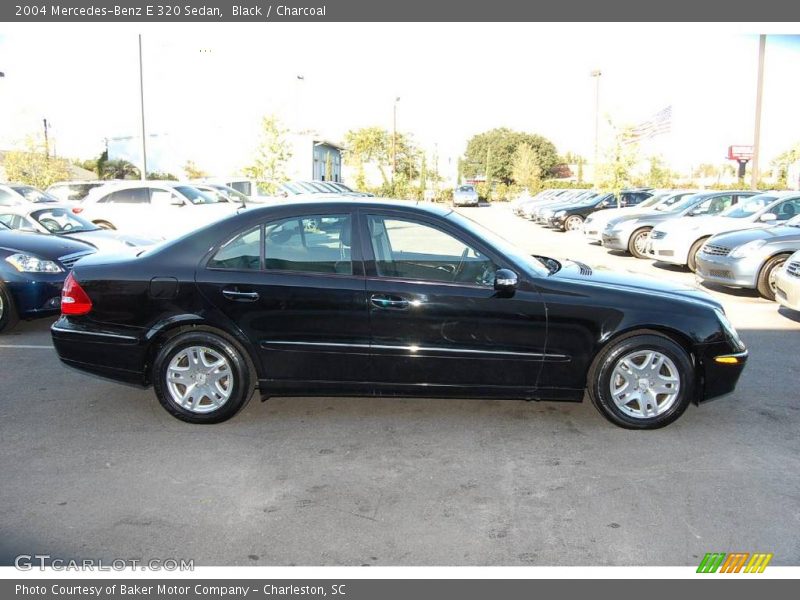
[
  {"xmin": 657, "ymin": 193, "xmax": 702, "ymax": 212},
  {"xmin": 174, "ymin": 186, "xmax": 222, "ymax": 205},
  {"xmin": 31, "ymin": 207, "xmax": 99, "ymax": 233},
  {"xmin": 448, "ymin": 209, "xmax": 550, "ymax": 277},
  {"xmin": 457, "ymin": 185, "xmax": 475, "ymax": 193},
  {"xmin": 214, "ymin": 185, "xmax": 249, "ymax": 203},
  {"xmin": 721, "ymin": 195, "xmax": 778, "ymax": 219},
  {"xmin": 11, "ymin": 186, "xmax": 59, "ymax": 203}
]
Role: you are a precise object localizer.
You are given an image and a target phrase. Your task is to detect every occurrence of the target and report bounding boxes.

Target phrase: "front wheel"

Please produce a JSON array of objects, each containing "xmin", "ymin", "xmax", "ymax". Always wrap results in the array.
[
  {"xmin": 153, "ymin": 331, "xmax": 254, "ymax": 423},
  {"xmin": 628, "ymin": 227, "xmax": 652, "ymax": 259},
  {"xmin": 563, "ymin": 215, "xmax": 584, "ymax": 232},
  {"xmin": 0, "ymin": 283, "xmax": 20, "ymax": 334},
  {"xmin": 756, "ymin": 254, "xmax": 790, "ymax": 301},
  {"xmin": 588, "ymin": 334, "xmax": 694, "ymax": 429},
  {"xmin": 687, "ymin": 237, "xmax": 709, "ymax": 272}
]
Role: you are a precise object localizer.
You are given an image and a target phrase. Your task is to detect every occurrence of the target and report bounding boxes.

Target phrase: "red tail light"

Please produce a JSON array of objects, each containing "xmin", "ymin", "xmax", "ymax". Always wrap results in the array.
[
  {"xmin": 61, "ymin": 272, "xmax": 93, "ymax": 315},
  {"xmin": 71, "ymin": 206, "xmax": 84, "ymax": 214}
]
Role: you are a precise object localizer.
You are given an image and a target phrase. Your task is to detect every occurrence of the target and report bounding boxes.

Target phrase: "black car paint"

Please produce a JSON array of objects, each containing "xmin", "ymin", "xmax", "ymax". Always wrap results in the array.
[
  {"xmin": 548, "ymin": 191, "xmax": 653, "ymax": 228},
  {"xmin": 51, "ymin": 201, "xmax": 745, "ymax": 404}
]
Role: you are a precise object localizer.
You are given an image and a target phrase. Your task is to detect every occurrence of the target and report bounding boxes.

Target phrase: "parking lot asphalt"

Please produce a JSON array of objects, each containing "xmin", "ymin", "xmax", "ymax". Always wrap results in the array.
[{"xmin": 1, "ymin": 203, "xmax": 799, "ymax": 567}]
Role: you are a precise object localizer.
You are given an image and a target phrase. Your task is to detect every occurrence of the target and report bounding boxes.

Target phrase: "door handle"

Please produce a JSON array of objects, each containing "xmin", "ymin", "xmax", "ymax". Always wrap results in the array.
[
  {"xmin": 222, "ymin": 288, "xmax": 260, "ymax": 302},
  {"xmin": 370, "ymin": 294, "xmax": 409, "ymax": 310}
]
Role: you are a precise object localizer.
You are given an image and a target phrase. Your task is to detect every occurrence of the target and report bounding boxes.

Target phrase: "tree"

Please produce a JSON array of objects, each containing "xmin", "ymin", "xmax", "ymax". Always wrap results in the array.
[
  {"xmin": 183, "ymin": 160, "xmax": 207, "ymax": 179},
  {"xmin": 146, "ymin": 171, "xmax": 178, "ymax": 180},
  {"xmin": 343, "ymin": 126, "xmax": 421, "ymax": 192},
  {"xmin": 102, "ymin": 160, "xmax": 140, "ymax": 180},
  {"xmin": 324, "ymin": 153, "xmax": 333, "ymax": 182},
  {"xmin": 595, "ymin": 125, "xmax": 640, "ymax": 206},
  {"xmin": 462, "ymin": 128, "xmax": 558, "ymax": 185},
  {"xmin": 3, "ymin": 136, "xmax": 70, "ymax": 188},
  {"xmin": 242, "ymin": 115, "xmax": 292, "ymax": 187},
  {"xmin": 646, "ymin": 155, "xmax": 674, "ymax": 187},
  {"xmin": 511, "ymin": 143, "xmax": 542, "ymax": 192},
  {"xmin": 771, "ymin": 143, "xmax": 800, "ymax": 186}
]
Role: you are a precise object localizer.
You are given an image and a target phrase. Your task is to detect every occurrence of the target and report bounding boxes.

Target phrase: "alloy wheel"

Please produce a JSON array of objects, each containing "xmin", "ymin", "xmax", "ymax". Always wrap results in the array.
[
  {"xmin": 565, "ymin": 216, "xmax": 583, "ymax": 231},
  {"xmin": 609, "ymin": 350, "xmax": 681, "ymax": 419},
  {"xmin": 633, "ymin": 231, "xmax": 649, "ymax": 256},
  {"xmin": 166, "ymin": 346, "xmax": 234, "ymax": 413}
]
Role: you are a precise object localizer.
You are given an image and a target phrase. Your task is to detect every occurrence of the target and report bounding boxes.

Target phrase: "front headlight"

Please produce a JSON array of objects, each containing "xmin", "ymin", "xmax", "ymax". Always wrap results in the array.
[
  {"xmin": 730, "ymin": 239, "xmax": 766, "ymax": 259},
  {"xmin": 715, "ymin": 308, "xmax": 745, "ymax": 351},
  {"xmin": 542, "ymin": 209, "xmax": 554, "ymax": 218},
  {"xmin": 4, "ymin": 253, "xmax": 64, "ymax": 273},
  {"xmin": 554, "ymin": 210, "xmax": 566, "ymax": 218}
]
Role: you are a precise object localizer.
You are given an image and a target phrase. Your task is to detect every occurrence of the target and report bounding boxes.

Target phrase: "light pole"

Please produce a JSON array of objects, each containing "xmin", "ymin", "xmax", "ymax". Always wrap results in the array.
[
  {"xmin": 590, "ymin": 70, "xmax": 602, "ymax": 181},
  {"xmin": 392, "ymin": 96, "xmax": 400, "ymax": 183},
  {"xmin": 751, "ymin": 35, "xmax": 766, "ymax": 190},
  {"xmin": 138, "ymin": 34, "xmax": 147, "ymax": 181}
]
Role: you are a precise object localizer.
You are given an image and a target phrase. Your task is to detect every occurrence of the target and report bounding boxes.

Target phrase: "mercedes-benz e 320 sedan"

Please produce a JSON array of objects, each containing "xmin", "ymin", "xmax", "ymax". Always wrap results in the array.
[{"xmin": 51, "ymin": 201, "xmax": 748, "ymax": 429}]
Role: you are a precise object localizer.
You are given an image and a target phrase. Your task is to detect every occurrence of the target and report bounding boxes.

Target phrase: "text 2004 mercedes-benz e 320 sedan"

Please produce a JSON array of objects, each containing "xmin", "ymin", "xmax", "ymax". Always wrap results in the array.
[{"xmin": 51, "ymin": 200, "xmax": 748, "ymax": 429}]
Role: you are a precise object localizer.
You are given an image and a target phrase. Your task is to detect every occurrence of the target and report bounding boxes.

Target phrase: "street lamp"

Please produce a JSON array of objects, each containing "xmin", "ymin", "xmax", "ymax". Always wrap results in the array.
[
  {"xmin": 392, "ymin": 96, "xmax": 400, "ymax": 183},
  {"xmin": 138, "ymin": 34, "xmax": 147, "ymax": 181},
  {"xmin": 590, "ymin": 70, "xmax": 602, "ymax": 180}
]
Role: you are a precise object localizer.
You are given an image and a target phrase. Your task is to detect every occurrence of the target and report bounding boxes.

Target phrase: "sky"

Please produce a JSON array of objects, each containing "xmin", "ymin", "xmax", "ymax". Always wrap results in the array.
[{"xmin": 1, "ymin": 23, "xmax": 799, "ymax": 180}]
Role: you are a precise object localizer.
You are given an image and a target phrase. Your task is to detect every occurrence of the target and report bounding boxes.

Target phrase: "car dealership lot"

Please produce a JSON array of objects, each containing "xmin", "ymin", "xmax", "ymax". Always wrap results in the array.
[{"xmin": 1, "ymin": 203, "xmax": 799, "ymax": 566}]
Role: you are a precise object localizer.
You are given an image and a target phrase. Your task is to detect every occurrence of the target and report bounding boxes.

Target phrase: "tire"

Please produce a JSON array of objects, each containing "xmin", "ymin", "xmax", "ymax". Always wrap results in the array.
[
  {"xmin": 0, "ymin": 283, "xmax": 20, "ymax": 334},
  {"xmin": 627, "ymin": 227, "xmax": 652, "ymax": 259},
  {"xmin": 587, "ymin": 333, "xmax": 694, "ymax": 429},
  {"xmin": 93, "ymin": 220, "xmax": 116, "ymax": 230},
  {"xmin": 687, "ymin": 237, "xmax": 709, "ymax": 272},
  {"xmin": 564, "ymin": 215, "xmax": 584, "ymax": 232},
  {"xmin": 152, "ymin": 331, "xmax": 254, "ymax": 424},
  {"xmin": 756, "ymin": 254, "xmax": 790, "ymax": 301}
]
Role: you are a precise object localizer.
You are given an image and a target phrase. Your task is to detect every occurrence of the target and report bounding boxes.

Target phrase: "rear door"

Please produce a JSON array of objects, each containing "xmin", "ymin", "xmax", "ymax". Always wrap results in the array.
[{"xmin": 196, "ymin": 209, "xmax": 369, "ymax": 383}]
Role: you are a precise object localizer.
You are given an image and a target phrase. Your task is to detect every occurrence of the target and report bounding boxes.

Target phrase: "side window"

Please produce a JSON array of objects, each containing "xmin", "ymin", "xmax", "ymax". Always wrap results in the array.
[
  {"xmin": 264, "ymin": 214, "xmax": 352, "ymax": 274},
  {"xmin": 208, "ymin": 227, "xmax": 262, "ymax": 270},
  {"xmin": 104, "ymin": 188, "xmax": 149, "ymax": 204},
  {"xmin": 774, "ymin": 199, "xmax": 800, "ymax": 221},
  {"xmin": 366, "ymin": 216, "xmax": 496, "ymax": 286},
  {"xmin": 0, "ymin": 189, "xmax": 17, "ymax": 206},
  {"xmin": 150, "ymin": 189, "xmax": 179, "ymax": 207},
  {"xmin": 0, "ymin": 213, "xmax": 15, "ymax": 227},
  {"xmin": 707, "ymin": 195, "xmax": 733, "ymax": 214}
]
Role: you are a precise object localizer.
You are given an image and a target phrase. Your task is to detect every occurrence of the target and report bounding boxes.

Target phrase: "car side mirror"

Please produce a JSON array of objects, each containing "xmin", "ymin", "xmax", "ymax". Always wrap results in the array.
[
  {"xmin": 494, "ymin": 269, "xmax": 518, "ymax": 295},
  {"xmin": 760, "ymin": 213, "xmax": 777, "ymax": 222},
  {"xmin": 171, "ymin": 198, "xmax": 186, "ymax": 207}
]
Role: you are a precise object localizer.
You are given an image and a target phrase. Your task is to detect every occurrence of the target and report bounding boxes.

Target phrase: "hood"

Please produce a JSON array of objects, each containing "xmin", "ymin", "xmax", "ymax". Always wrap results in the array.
[
  {"xmin": 0, "ymin": 229, "xmax": 95, "ymax": 259},
  {"xmin": 707, "ymin": 224, "xmax": 800, "ymax": 248},
  {"xmin": 658, "ymin": 215, "xmax": 761, "ymax": 235},
  {"xmin": 62, "ymin": 229, "xmax": 160, "ymax": 252},
  {"xmin": 552, "ymin": 260, "xmax": 723, "ymax": 311}
]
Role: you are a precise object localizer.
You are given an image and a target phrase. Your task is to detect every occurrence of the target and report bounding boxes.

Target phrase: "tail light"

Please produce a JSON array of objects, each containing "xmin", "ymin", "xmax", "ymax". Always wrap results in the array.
[
  {"xmin": 61, "ymin": 272, "xmax": 93, "ymax": 315},
  {"xmin": 71, "ymin": 206, "xmax": 84, "ymax": 214}
]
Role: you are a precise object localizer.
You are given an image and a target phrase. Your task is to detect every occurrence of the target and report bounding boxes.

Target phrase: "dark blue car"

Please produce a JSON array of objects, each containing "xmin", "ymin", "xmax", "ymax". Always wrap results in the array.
[{"xmin": 0, "ymin": 222, "xmax": 95, "ymax": 333}]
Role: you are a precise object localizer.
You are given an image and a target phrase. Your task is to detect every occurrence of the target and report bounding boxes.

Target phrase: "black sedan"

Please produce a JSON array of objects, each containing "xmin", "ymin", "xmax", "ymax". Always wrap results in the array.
[
  {"xmin": 548, "ymin": 190, "xmax": 653, "ymax": 231},
  {"xmin": 51, "ymin": 200, "xmax": 748, "ymax": 429}
]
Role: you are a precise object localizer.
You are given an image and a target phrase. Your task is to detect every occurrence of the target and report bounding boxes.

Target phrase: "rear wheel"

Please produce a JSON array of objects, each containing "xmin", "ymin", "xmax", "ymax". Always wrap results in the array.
[
  {"xmin": 628, "ymin": 227, "xmax": 652, "ymax": 259},
  {"xmin": 564, "ymin": 215, "xmax": 584, "ymax": 232},
  {"xmin": 756, "ymin": 254, "xmax": 790, "ymax": 301},
  {"xmin": 687, "ymin": 237, "xmax": 709, "ymax": 272},
  {"xmin": 0, "ymin": 283, "xmax": 20, "ymax": 334},
  {"xmin": 93, "ymin": 220, "xmax": 116, "ymax": 230},
  {"xmin": 588, "ymin": 333, "xmax": 694, "ymax": 429},
  {"xmin": 153, "ymin": 331, "xmax": 254, "ymax": 423}
]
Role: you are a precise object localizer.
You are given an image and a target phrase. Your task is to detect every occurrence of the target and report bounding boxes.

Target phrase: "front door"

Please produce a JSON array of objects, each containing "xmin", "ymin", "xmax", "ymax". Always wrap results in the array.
[
  {"xmin": 360, "ymin": 211, "xmax": 547, "ymax": 393},
  {"xmin": 196, "ymin": 211, "xmax": 369, "ymax": 383}
]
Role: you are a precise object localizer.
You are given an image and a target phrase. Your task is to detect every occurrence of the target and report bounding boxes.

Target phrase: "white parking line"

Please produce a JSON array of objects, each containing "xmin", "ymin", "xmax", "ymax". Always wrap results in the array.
[{"xmin": 0, "ymin": 344, "xmax": 53, "ymax": 349}]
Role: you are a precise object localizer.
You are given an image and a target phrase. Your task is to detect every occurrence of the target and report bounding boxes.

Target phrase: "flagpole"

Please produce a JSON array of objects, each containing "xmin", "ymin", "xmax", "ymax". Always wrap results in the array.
[{"xmin": 751, "ymin": 35, "xmax": 766, "ymax": 190}]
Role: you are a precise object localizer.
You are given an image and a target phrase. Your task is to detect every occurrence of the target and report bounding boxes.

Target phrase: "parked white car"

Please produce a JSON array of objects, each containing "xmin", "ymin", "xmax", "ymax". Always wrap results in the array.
[
  {"xmin": 0, "ymin": 203, "xmax": 158, "ymax": 251},
  {"xmin": 649, "ymin": 191, "xmax": 800, "ymax": 271},
  {"xmin": 0, "ymin": 183, "xmax": 59, "ymax": 206},
  {"xmin": 453, "ymin": 184, "xmax": 480, "ymax": 207},
  {"xmin": 582, "ymin": 190, "xmax": 697, "ymax": 243},
  {"xmin": 76, "ymin": 182, "xmax": 241, "ymax": 239},
  {"xmin": 774, "ymin": 249, "xmax": 800, "ymax": 312},
  {"xmin": 46, "ymin": 181, "xmax": 112, "ymax": 203}
]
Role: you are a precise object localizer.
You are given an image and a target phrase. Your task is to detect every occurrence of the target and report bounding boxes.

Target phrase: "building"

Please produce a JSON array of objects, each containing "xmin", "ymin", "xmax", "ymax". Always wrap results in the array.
[{"xmin": 286, "ymin": 133, "xmax": 344, "ymax": 183}]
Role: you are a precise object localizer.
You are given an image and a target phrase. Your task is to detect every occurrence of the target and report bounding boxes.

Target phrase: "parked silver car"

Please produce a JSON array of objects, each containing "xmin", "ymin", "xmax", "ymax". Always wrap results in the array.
[
  {"xmin": 603, "ymin": 191, "xmax": 756, "ymax": 258},
  {"xmin": 774, "ymin": 250, "xmax": 800, "ymax": 311},
  {"xmin": 453, "ymin": 184, "xmax": 480, "ymax": 207},
  {"xmin": 695, "ymin": 215, "xmax": 800, "ymax": 300},
  {"xmin": 649, "ymin": 192, "xmax": 800, "ymax": 271}
]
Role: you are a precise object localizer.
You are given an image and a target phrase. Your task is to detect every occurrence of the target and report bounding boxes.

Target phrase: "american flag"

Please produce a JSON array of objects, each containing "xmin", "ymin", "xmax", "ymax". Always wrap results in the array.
[{"xmin": 625, "ymin": 105, "xmax": 672, "ymax": 144}]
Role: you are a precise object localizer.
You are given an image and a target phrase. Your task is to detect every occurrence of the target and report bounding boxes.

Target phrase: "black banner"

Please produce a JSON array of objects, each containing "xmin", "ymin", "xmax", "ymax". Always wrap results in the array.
[{"xmin": 3, "ymin": 0, "xmax": 800, "ymax": 22}]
